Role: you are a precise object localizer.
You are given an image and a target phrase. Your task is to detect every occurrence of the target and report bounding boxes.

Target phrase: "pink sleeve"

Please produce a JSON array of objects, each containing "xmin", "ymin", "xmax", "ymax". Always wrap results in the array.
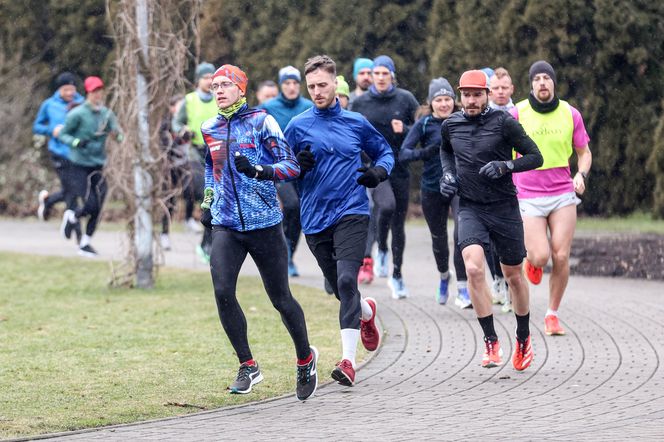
[
  {"xmin": 509, "ymin": 107, "xmax": 519, "ymax": 120},
  {"xmin": 570, "ymin": 106, "xmax": 590, "ymax": 149}
]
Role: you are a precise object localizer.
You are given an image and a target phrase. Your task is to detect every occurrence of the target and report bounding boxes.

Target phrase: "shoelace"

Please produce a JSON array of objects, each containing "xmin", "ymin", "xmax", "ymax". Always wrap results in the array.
[
  {"xmin": 236, "ymin": 364, "xmax": 252, "ymax": 382},
  {"xmin": 485, "ymin": 339, "xmax": 497, "ymax": 355},
  {"xmin": 297, "ymin": 362, "xmax": 311, "ymax": 385}
]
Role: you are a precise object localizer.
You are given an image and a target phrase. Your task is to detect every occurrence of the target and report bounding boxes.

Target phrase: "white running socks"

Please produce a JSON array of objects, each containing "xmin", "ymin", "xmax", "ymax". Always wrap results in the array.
[
  {"xmin": 360, "ymin": 298, "xmax": 373, "ymax": 321},
  {"xmin": 340, "ymin": 328, "xmax": 360, "ymax": 368}
]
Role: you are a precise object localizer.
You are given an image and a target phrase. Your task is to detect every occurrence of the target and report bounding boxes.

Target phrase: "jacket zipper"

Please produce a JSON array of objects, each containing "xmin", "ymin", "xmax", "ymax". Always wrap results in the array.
[
  {"xmin": 226, "ymin": 118, "xmax": 246, "ymax": 230},
  {"xmin": 254, "ymin": 189, "xmax": 272, "ymax": 208}
]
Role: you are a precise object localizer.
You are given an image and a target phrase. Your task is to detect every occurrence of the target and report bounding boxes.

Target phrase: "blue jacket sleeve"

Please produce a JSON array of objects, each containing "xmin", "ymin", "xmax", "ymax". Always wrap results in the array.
[
  {"xmin": 361, "ymin": 116, "xmax": 394, "ymax": 174},
  {"xmin": 261, "ymin": 114, "xmax": 300, "ymax": 181},
  {"xmin": 33, "ymin": 101, "xmax": 51, "ymax": 136}
]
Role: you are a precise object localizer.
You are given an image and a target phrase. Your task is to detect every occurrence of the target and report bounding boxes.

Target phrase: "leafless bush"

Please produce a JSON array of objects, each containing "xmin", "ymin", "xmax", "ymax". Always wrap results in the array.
[{"xmin": 105, "ymin": 0, "xmax": 202, "ymax": 286}]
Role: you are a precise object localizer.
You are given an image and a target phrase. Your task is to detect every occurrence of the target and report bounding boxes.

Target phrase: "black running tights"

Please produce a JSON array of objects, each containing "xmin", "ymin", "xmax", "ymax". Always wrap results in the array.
[{"xmin": 209, "ymin": 224, "xmax": 310, "ymax": 363}]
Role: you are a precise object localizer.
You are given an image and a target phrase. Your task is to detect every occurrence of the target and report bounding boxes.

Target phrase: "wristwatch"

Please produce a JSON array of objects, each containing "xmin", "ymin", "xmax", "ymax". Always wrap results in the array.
[
  {"xmin": 254, "ymin": 165, "xmax": 263, "ymax": 178},
  {"xmin": 579, "ymin": 171, "xmax": 588, "ymax": 180},
  {"xmin": 505, "ymin": 160, "xmax": 514, "ymax": 171}
]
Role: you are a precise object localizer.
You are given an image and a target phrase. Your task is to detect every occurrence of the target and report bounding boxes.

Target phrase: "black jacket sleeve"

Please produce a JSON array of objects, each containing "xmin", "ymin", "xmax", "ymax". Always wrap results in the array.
[
  {"xmin": 439, "ymin": 121, "xmax": 457, "ymax": 176},
  {"xmin": 502, "ymin": 116, "xmax": 543, "ymax": 172}
]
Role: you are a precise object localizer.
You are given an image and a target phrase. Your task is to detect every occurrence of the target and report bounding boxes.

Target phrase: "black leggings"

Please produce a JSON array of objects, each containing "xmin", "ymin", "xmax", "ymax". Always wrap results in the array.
[
  {"xmin": 371, "ymin": 175, "xmax": 409, "ymax": 275},
  {"xmin": 277, "ymin": 182, "xmax": 301, "ymax": 259},
  {"xmin": 70, "ymin": 165, "xmax": 107, "ymax": 237},
  {"xmin": 209, "ymin": 223, "xmax": 310, "ymax": 363},
  {"xmin": 421, "ymin": 190, "xmax": 451, "ymax": 274},
  {"xmin": 45, "ymin": 153, "xmax": 77, "ymax": 211},
  {"xmin": 306, "ymin": 215, "xmax": 368, "ymax": 330}
]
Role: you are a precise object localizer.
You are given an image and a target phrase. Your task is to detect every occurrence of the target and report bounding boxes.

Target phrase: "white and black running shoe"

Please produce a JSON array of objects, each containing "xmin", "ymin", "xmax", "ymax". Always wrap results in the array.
[
  {"xmin": 78, "ymin": 244, "xmax": 98, "ymax": 258},
  {"xmin": 61, "ymin": 210, "xmax": 79, "ymax": 240},
  {"xmin": 296, "ymin": 346, "xmax": 319, "ymax": 401},
  {"xmin": 229, "ymin": 362, "xmax": 263, "ymax": 394}
]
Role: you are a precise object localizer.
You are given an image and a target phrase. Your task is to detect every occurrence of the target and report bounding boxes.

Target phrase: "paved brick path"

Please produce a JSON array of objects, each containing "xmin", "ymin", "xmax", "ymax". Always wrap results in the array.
[{"xmin": 2, "ymin": 219, "xmax": 663, "ymax": 441}]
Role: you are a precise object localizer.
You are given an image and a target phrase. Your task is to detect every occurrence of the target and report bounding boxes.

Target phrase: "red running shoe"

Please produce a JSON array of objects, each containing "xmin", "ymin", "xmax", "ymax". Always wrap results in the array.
[
  {"xmin": 544, "ymin": 315, "xmax": 566, "ymax": 336},
  {"xmin": 482, "ymin": 338, "xmax": 503, "ymax": 368},
  {"xmin": 358, "ymin": 257, "xmax": 374, "ymax": 284},
  {"xmin": 331, "ymin": 359, "xmax": 355, "ymax": 386},
  {"xmin": 524, "ymin": 259, "xmax": 543, "ymax": 285},
  {"xmin": 512, "ymin": 335, "xmax": 533, "ymax": 371},
  {"xmin": 360, "ymin": 297, "xmax": 380, "ymax": 351}
]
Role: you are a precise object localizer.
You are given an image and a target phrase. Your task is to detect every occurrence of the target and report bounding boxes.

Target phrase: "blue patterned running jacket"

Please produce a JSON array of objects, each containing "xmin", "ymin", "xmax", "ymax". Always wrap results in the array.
[{"xmin": 201, "ymin": 105, "xmax": 300, "ymax": 231}]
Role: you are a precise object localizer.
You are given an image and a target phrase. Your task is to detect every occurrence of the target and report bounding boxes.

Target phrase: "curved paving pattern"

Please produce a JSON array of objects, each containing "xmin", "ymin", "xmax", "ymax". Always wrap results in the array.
[{"xmin": 2, "ymin": 220, "xmax": 663, "ymax": 441}]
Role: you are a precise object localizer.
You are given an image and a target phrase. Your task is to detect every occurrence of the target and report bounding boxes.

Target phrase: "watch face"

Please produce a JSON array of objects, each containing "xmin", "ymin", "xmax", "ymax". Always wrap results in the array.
[{"xmin": 255, "ymin": 165, "xmax": 264, "ymax": 172}]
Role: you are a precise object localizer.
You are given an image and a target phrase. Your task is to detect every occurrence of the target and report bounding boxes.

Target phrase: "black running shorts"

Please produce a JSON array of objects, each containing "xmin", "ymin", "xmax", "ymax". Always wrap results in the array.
[{"xmin": 457, "ymin": 197, "xmax": 526, "ymax": 266}]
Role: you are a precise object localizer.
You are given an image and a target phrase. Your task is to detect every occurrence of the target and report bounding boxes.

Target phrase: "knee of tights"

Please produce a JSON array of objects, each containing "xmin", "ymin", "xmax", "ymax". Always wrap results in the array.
[{"xmin": 336, "ymin": 272, "xmax": 358, "ymax": 294}]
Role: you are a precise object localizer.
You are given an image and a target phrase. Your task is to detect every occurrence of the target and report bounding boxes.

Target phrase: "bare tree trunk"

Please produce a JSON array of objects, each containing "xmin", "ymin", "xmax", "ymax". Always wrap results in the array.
[
  {"xmin": 134, "ymin": 0, "xmax": 153, "ymax": 288},
  {"xmin": 105, "ymin": 0, "xmax": 202, "ymax": 288}
]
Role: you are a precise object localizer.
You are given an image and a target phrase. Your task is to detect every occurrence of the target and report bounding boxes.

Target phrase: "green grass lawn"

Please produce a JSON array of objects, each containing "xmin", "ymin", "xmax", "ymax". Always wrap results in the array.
[
  {"xmin": 0, "ymin": 253, "xmax": 361, "ymax": 438},
  {"xmin": 576, "ymin": 212, "xmax": 664, "ymax": 234}
]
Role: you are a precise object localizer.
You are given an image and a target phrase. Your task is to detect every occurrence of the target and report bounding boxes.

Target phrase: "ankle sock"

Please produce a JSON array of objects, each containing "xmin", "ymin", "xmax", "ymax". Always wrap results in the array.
[
  {"xmin": 297, "ymin": 352, "xmax": 313, "ymax": 366},
  {"xmin": 241, "ymin": 359, "xmax": 256, "ymax": 367},
  {"xmin": 515, "ymin": 312, "xmax": 530, "ymax": 342},
  {"xmin": 546, "ymin": 309, "xmax": 558, "ymax": 317},
  {"xmin": 360, "ymin": 298, "xmax": 373, "ymax": 321},
  {"xmin": 478, "ymin": 315, "xmax": 497, "ymax": 341}
]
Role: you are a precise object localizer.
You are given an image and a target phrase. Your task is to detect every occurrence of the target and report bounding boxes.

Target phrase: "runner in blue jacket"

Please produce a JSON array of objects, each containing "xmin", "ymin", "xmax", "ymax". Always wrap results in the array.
[
  {"xmin": 32, "ymin": 72, "xmax": 84, "ymax": 220},
  {"xmin": 285, "ymin": 55, "xmax": 393, "ymax": 387},
  {"xmin": 200, "ymin": 64, "xmax": 318, "ymax": 401}
]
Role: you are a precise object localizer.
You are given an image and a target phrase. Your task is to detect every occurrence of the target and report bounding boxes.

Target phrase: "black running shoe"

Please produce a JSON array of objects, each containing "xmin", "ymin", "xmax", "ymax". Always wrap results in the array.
[
  {"xmin": 324, "ymin": 278, "xmax": 334, "ymax": 295},
  {"xmin": 296, "ymin": 346, "xmax": 319, "ymax": 401},
  {"xmin": 78, "ymin": 244, "xmax": 98, "ymax": 258},
  {"xmin": 229, "ymin": 362, "xmax": 263, "ymax": 394},
  {"xmin": 61, "ymin": 210, "xmax": 79, "ymax": 240}
]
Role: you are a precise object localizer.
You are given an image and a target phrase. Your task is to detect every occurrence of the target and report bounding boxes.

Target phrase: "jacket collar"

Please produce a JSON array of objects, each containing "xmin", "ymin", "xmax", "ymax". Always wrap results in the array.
[{"xmin": 312, "ymin": 98, "xmax": 342, "ymax": 117}]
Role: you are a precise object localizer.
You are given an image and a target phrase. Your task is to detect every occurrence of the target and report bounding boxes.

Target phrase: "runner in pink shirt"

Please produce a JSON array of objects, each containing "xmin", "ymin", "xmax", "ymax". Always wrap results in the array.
[{"xmin": 511, "ymin": 60, "xmax": 592, "ymax": 336}]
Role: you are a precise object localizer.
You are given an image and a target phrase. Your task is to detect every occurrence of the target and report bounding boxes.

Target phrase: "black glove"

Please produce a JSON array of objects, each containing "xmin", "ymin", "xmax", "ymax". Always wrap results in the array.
[
  {"xmin": 200, "ymin": 209, "xmax": 212, "ymax": 229},
  {"xmin": 479, "ymin": 160, "xmax": 513, "ymax": 179},
  {"xmin": 234, "ymin": 152, "xmax": 257, "ymax": 178},
  {"xmin": 296, "ymin": 145, "xmax": 315, "ymax": 172},
  {"xmin": 356, "ymin": 166, "xmax": 388, "ymax": 188},
  {"xmin": 439, "ymin": 172, "xmax": 458, "ymax": 199}
]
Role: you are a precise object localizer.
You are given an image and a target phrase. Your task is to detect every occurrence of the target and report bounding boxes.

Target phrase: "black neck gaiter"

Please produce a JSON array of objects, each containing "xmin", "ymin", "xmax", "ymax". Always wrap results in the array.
[{"xmin": 528, "ymin": 92, "xmax": 560, "ymax": 114}]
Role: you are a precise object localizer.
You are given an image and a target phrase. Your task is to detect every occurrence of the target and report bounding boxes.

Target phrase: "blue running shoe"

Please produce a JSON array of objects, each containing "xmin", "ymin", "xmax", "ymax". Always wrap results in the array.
[
  {"xmin": 437, "ymin": 277, "xmax": 450, "ymax": 305},
  {"xmin": 454, "ymin": 286, "xmax": 472, "ymax": 309},
  {"xmin": 388, "ymin": 276, "xmax": 408, "ymax": 299},
  {"xmin": 374, "ymin": 250, "xmax": 389, "ymax": 278}
]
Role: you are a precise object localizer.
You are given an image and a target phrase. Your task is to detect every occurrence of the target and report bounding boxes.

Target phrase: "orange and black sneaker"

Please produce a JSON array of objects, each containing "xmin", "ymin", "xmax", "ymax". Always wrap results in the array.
[
  {"xmin": 524, "ymin": 260, "xmax": 543, "ymax": 285},
  {"xmin": 544, "ymin": 315, "xmax": 566, "ymax": 336},
  {"xmin": 481, "ymin": 338, "xmax": 503, "ymax": 368},
  {"xmin": 512, "ymin": 335, "xmax": 533, "ymax": 371}
]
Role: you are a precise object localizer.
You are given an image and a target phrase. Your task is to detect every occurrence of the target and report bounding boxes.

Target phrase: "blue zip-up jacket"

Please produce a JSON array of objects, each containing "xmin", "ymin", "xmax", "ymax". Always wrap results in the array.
[
  {"xmin": 399, "ymin": 115, "xmax": 445, "ymax": 194},
  {"xmin": 32, "ymin": 91, "xmax": 84, "ymax": 158},
  {"xmin": 284, "ymin": 99, "xmax": 394, "ymax": 234},
  {"xmin": 202, "ymin": 105, "xmax": 300, "ymax": 232},
  {"xmin": 259, "ymin": 93, "xmax": 313, "ymax": 131}
]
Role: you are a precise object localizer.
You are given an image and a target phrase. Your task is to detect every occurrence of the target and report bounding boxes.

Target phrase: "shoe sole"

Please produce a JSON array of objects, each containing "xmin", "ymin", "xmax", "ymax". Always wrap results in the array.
[
  {"xmin": 482, "ymin": 361, "xmax": 502, "ymax": 368},
  {"xmin": 545, "ymin": 330, "xmax": 566, "ymax": 336},
  {"xmin": 296, "ymin": 346, "xmax": 319, "ymax": 401},
  {"xmin": 60, "ymin": 213, "xmax": 70, "ymax": 239},
  {"xmin": 78, "ymin": 250, "xmax": 98, "ymax": 258},
  {"xmin": 331, "ymin": 367, "xmax": 354, "ymax": 387},
  {"xmin": 38, "ymin": 190, "xmax": 48, "ymax": 221},
  {"xmin": 229, "ymin": 372, "xmax": 264, "ymax": 394}
]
